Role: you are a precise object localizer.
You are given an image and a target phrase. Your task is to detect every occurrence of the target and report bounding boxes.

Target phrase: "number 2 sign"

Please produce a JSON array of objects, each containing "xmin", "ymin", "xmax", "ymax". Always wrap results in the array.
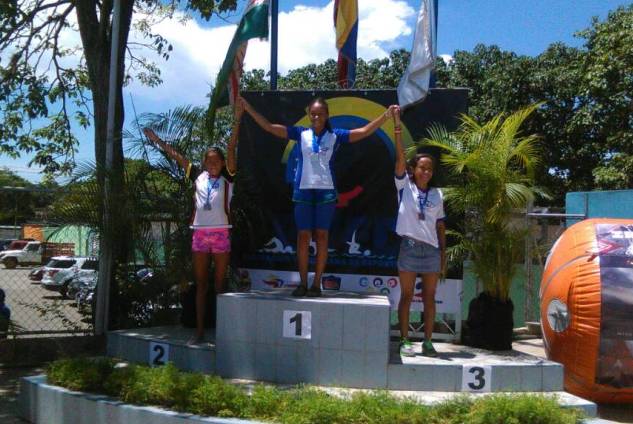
[
  {"xmin": 283, "ymin": 310, "xmax": 312, "ymax": 339},
  {"xmin": 149, "ymin": 341, "xmax": 169, "ymax": 367}
]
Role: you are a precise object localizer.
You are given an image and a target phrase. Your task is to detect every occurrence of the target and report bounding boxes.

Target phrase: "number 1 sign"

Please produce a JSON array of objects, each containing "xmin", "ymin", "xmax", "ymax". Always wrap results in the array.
[{"xmin": 283, "ymin": 310, "xmax": 312, "ymax": 339}]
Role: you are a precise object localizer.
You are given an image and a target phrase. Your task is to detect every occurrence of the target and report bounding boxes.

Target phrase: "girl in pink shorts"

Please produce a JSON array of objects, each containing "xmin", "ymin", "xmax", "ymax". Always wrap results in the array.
[{"xmin": 143, "ymin": 103, "xmax": 243, "ymax": 343}]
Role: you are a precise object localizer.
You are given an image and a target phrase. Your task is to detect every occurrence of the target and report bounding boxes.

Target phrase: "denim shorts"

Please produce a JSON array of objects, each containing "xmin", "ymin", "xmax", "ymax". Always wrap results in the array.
[
  {"xmin": 397, "ymin": 237, "xmax": 441, "ymax": 273},
  {"xmin": 294, "ymin": 202, "xmax": 336, "ymax": 231}
]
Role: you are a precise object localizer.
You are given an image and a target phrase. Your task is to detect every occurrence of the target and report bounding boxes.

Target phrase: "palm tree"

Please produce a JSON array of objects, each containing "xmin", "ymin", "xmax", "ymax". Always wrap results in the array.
[{"xmin": 415, "ymin": 104, "xmax": 546, "ymax": 349}]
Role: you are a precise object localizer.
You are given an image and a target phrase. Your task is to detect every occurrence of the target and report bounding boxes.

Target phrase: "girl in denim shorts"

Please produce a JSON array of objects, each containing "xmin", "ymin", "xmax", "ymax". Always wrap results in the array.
[
  {"xmin": 143, "ymin": 103, "xmax": 243, "ymax": 343},
  {"xmin": 238, "ymin": 96, "xmax": 397, "ymax": 297},
  {"xmin": 392, "ymin": 106, "xmax": 446, "ymax": 357}
]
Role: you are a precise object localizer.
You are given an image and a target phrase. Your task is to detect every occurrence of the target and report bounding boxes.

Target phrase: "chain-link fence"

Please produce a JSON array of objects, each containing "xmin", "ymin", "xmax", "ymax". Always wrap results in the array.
[{"xmin": 0, "ymin": 208, "xmax": 98, "ymax": 336}]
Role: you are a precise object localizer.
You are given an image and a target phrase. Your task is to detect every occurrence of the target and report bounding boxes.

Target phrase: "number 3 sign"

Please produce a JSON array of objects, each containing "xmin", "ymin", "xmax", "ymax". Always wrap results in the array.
[
  {"xmin": 283, "ymin": 310, "xmax": 312, "ymax": 339},
  {"xmin": 461, "ymin": 365, "xmax": 492, "ymax": 392}
]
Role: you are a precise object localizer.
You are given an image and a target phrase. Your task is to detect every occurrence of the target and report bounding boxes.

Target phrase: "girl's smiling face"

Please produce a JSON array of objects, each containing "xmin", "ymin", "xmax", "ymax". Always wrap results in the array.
[
  {"xmin": 204, "ymin": 151, "xmax": 225, "ymax": 177},
  {"xmin": 412, "ymin": 157, "xmax": 434, "ymax": 188},
  {"xmin": 309, "ymin": 102, "xmax": 328, "ymax": 134}
]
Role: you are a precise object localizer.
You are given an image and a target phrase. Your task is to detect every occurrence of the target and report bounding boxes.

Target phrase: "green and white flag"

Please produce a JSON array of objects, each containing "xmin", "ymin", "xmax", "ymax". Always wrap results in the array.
[{"xmin": 207, "ymin": 0, "xmax": 269, "ymax": 132}]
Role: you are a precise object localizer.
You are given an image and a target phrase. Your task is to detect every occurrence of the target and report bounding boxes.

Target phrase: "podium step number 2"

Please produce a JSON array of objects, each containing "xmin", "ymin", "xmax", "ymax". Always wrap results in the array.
[
  {"xmin": 149, "ymin": 341, "xmax": 169, "ymax": 367},
  {"xmin": 283, "ymin": 310, "xmax": 312, "ymax": 339}
]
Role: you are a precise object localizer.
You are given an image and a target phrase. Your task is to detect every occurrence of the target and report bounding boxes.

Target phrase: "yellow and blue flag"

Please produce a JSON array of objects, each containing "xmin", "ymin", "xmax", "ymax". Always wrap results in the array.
[{"xmin": 334, "ymin": 0, "xmax": 358, "ymax": 89}]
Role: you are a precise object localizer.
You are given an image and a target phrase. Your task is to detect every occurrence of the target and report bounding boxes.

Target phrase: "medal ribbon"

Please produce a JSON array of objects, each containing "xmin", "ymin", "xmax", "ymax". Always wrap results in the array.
[
  {"xmin": 204, "ymin": 176, "xmax": 220, "ymax": 209},
  {"xmin": 417, "ymin": 187, "xmax": 430, "ymax": 218},
  {"xmin": 312, "ymin": 130, "xmax": 326, "ymax": 153}
]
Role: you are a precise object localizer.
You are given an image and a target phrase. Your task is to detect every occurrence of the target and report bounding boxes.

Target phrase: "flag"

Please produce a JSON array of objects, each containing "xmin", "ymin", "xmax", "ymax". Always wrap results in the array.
[
  {"xmin": 397, "ymin": 0, "xmax": 436, "ymax": 108},
  {"xmin": 207, "ymin": 0, "xmax": 269, "ymax": 133},
  {"xmin": 334, "ymin": 0, "xmax": 358, "ymax": 89}
]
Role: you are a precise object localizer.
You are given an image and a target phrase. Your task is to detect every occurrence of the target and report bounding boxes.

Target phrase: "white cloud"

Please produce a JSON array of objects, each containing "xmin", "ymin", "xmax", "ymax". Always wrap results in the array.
[{"xmin": 127, "ymin": 0, "xmax": 416, "ymax": 106}]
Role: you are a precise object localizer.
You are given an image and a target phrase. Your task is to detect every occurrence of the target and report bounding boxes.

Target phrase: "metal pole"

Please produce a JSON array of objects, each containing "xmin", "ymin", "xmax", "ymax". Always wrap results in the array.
[
  {"xmin": 95, "ymin": 0, "xmax": 122, "ymax": 336},
  {"xmin": 270, "ymin": 0, "xmax": 278, "ymax": 90},
  {"xmin": 524, "ymin": 201, "xmax": 534, "ymax": 323}
]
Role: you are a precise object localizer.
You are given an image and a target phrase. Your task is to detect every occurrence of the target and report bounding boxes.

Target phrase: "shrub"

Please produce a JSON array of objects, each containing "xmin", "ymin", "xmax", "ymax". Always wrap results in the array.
[
  {"xmin": 467, "ymin": 394, "xmax": 582, "ymax": 424},
  {"xmin": 45, "ymin": 358, "xmax": 585, "ymax": 424},
  {"xmin": 189, "ymin": 375, "xmax": 249, "ymax": 417},
  {"xmin": 47, "ymin": 357, "xmax": 116, "ymax": 393}
]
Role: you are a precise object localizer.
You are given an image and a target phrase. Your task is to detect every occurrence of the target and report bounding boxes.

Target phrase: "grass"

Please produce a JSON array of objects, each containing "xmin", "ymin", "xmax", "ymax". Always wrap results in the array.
[{"xmin": 46, "ymin": 358, "xmax": 583, "ymax": 424}]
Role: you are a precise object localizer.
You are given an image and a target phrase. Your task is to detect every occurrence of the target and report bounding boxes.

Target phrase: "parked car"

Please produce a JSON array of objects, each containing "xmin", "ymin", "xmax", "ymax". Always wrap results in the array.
[
  {"xmin": 0, "ymin": 241, "xmax": 74, "ymax": 269},
  {"xmin": 42, "ymin": 257, "xmax": 97, "ymax": 297},
  {"xmin": 28, "ymin": 266, "xmax": 46, "ymax": 282},
  {"xmin": 68, "ymin": 274, "xmax": 97, "ymax": 301}
]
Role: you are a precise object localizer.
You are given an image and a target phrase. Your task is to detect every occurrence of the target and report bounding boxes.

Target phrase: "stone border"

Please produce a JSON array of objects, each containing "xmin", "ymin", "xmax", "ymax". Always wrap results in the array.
[
  {"xmin": 19, "ymin": 375, "xmax": 262, "ymax": 424},
  {"xmin": 18, "ymin": 374, "xmax": 599, "ymax": 424}
]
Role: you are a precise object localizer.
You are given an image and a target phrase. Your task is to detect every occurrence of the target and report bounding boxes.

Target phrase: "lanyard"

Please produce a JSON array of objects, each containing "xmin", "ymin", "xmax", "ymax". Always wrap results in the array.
[
  {"xmin": 204, "ymin": 176, "xmax": 220, "ymax": 209},
  {"xmin": 416, "ymin": 186, "xmax": 430, "ymax": 220},
  {"xmin": 311, "ymin": 130, "xmax": 326, "ymax": 153}
]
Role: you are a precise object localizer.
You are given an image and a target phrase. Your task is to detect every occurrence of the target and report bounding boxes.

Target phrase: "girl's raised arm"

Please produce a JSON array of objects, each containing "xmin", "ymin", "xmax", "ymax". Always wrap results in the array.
[
  {"xmin": 393, "ymin": 106, "xmax": 406, "ymax": 177},
  {"xmin": 348, "ymin": 105, "xmax": 397, "ymax": 143},
  {"xmin": 238, "ymin": 96, "xmax": 288, "ymax": 139},
  {"xmin": 226, "ymin": 102, "xmax": 244, "ymax": 176},
  {"xmin": 143, "ymin": 128, "xmax": 190, "ymax": 170}
]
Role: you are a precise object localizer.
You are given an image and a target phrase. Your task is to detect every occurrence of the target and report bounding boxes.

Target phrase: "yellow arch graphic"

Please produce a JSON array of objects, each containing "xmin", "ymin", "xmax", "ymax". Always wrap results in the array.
[{"xmin": 281, "ymin": 96, "xmax": 414, "ymax": 163}]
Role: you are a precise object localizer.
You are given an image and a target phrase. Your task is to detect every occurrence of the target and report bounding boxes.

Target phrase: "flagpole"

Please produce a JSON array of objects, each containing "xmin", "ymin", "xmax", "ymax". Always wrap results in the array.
[
  {"xmin": 270, "ymin": 0, "xmax": 278, "ymax": 90},
  {"xmin": 430, "ymin": 0, "xmax": 438, "ymax": 88}
]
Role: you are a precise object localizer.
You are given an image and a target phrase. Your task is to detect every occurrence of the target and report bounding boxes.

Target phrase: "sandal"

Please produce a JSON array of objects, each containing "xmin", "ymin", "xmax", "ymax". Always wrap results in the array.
[
  {"xmin": 292, "ymin": 285, "xmax": 307, "ymax": 297},
  {"xmin": 306, "ymin": 285, "xmax": 322, "ymax": 297}
]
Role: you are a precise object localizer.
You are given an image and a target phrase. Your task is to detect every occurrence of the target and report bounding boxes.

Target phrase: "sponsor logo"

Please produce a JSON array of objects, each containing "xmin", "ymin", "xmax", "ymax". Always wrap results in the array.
[
  {"xmin": 322, "ymin": 275, "xmax": 341, "ymax": 291},
  {"xmin": 263, "ymin": 275, "xmax": 284, "ymax": 288},
  {"xmin": 359, "ymin": 277, "xmax": 369, "ymax": 287},
  {"xmin": 388, "ymin": 278, "xmax": 398, "ymax": 288},
  {"xmin": 380, "ymin": 287, "xmax": 391, "ymax": 296},
  {"xmin": 373, "ymin": 277, "xmax": 384, "ymax": 288}
]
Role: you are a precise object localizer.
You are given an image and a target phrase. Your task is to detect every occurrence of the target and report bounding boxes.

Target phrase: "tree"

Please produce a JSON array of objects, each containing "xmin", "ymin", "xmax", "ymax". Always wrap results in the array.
[
  {"xmin": 0, "ymin": 169, "xmax": 58, "ymax": 225},
  {"xmin": 421, "ymin": 105, "xmax": 544, "ymax": 349},
  {"xmin": 241, "ymin": 49, "xmax": 411, "ymax": 91}
]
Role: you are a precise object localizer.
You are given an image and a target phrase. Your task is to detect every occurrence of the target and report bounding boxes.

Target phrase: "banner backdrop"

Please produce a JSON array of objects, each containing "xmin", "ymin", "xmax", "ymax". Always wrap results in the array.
[
  {"xmin": 239, "ymin": 268, "xmax": 462, "ymax": 313},
  {"xmin": 237, "ymin": 89, "xmax": 468, "ymax": 276}
]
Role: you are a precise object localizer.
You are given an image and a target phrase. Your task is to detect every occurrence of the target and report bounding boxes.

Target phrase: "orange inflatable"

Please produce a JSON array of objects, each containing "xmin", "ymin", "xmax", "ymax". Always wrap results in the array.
[{"xmin": 541, "ymin": 218, "xmax": 633, "ymax": 403}]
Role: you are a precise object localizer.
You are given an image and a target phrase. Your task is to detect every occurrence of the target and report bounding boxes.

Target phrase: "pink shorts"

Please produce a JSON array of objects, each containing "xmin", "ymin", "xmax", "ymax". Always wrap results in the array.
[{"xmin": 191, "ymin": 228, "xmax": 231, "ymax": 254}]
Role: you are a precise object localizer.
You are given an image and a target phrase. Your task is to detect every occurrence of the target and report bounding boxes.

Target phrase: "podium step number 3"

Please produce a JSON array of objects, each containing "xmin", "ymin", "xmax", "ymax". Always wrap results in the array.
[
  {"xmin": 283, "ymin": 310, "xmax": 312, "ymax": 339},
  {"xmin": 149, "ymin": 341, "xmax": 169, "ymax": 367},
  {"xmin": 461, "ymin": 365, "xmax": 492, "ymax": 392}
]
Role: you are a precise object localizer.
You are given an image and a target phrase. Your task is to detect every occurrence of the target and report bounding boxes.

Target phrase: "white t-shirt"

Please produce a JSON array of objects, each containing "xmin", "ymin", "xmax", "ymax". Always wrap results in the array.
[
  {"xmin": 286, "ymin": 126, "xmax": 350, "ymax": 190},
  {"xmin": 188, "ymin": 165, "xmax": 233, "ymax": 228},
  {"xmin": 395, "ymin": 175, "xmax": 445, "ymax": 247}
]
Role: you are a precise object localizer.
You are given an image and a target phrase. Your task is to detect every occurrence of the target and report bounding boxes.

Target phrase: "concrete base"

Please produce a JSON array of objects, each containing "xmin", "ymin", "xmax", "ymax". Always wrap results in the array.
[
  {"xmin": 388, "ymin": 341, "xmax": 564, "ymax": 392},
  {"xmin": 19, "ymin": 375, "xmax": 599, "ymax": 424},
  {"xmin": 107, "ymin": 326, "xmax": 215, "ymax": 374},
  {"xmin": 107, "ymin": 325, "xmax": 564, "ymax": 393},
  {"xmin": 215, "ymin": 290, "xmax": 391, "ymax": 388}
]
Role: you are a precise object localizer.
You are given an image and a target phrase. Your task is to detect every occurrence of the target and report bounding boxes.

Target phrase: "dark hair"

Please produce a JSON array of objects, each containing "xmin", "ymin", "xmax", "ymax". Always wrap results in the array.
[
  {"xmin": 0, "ymin": 288, "xmax": 5, "ymax": 303},
  {"xmin": 307, "ymin": 97, "xmax": 333, "ymax": 132},
  {"xmin": 407, "ymin": 153, "xmax": 436, "ymax": 186}
]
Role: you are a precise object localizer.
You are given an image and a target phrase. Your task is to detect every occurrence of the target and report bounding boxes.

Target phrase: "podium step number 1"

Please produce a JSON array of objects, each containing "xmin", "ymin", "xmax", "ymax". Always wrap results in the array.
[
  {"xmin": 149, "ymin": 341, "xmax": 169, "ymax": 367},
  {"xmin": 283, "ymin": 310, "xmax": 312, "ymax": 339}
]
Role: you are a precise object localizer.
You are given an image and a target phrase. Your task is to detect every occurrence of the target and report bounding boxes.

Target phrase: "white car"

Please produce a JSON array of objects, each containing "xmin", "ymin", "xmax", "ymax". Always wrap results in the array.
[
  {"xmin": 0, "ymin": 241, "xmax": 41, "ymax": 268},
  {"xmin": 41, "ymin": 257, "xmax": 97, "ymax": 296}
]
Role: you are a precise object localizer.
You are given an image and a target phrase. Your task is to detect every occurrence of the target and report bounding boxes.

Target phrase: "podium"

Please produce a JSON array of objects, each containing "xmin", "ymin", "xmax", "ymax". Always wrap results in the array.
[{"xmin": 215, "ymin": 290, "xmax": 390, "ymax": 388}]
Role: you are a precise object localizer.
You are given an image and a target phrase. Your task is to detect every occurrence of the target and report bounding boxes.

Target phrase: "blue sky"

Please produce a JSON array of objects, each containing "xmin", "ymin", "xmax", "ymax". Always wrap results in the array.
[{"xmin": 2, "ymin": 0, "xmax": 629, "ymax": 182}]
